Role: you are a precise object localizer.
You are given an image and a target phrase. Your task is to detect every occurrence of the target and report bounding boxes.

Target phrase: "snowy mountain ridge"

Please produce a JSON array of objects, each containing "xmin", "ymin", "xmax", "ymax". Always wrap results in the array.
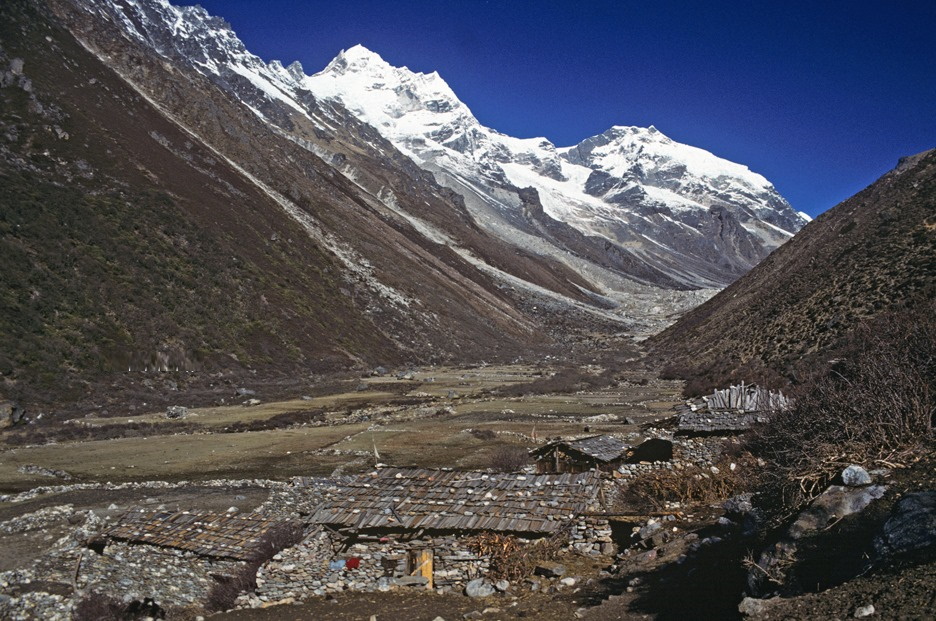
[
  {"xmin": 304, "ymin": 45, "xmax": 806, "ymax": 286},
  {"xmin": 71, "ymin": 0, "xmax": 806, "ymax": 296}
]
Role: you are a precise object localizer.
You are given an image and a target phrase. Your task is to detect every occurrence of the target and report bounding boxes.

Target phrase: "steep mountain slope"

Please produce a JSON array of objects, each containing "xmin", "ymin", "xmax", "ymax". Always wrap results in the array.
[
  {"xmin": 47, "ymin": 0, "xmax": 699, "ymax": 328},
  {"xmin": 650, "ymin": 148, "xmax": 936, "ymax": 390},
  {"xmin": 0, "ymin": 7, "xmax": 390, "ymax": 396},
  {"xmin": 304, "ymin": 45, "xmax": 808, "ymax": 290},
  {"xmin": 1, "ymin": 0, "xmax": 588, "ymax": 404},
  {"xmin": 52, "ymin": 0, "xmax": 805, "ymax": 313}
]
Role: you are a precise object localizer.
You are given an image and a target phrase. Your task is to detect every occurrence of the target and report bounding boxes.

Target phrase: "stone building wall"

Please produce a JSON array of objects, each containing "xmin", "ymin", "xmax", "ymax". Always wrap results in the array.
[{"xmin": 249, "ymin": 520, "xmax": 613, "ymax": 604}]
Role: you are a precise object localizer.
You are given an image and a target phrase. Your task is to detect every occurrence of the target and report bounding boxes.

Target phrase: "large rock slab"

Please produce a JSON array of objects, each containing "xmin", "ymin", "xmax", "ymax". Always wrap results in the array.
[
  {"xmin": 747, "ymin": 484, "xmax": 888, "ymax": 594},
  {"xmin": 534, "ymin": 562, "xmax": 566, "ymax": 578},
  {"xmin": 788, "ymin": 485, "xmax": 886, "ymax": 539},
  {"xmin": 874, "ymin": 490, "xmax": 936, "ymax": 558}
]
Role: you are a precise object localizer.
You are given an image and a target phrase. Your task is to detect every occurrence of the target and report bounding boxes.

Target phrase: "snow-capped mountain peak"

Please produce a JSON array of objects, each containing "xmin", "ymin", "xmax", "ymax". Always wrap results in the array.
[
  {"xmin": 301, "ymin": 47, "xmax": 806, "ymax": 286},
  {"xmin": 305, "ymin": 45, "xmax": 477, "ymax": 159},
  {"xmin": 322, "ymin": 44, "xmax": 393, "ymax": 76},
  {"xmin": 562, "ymin": 124, "xmax": 774, "ymax": 192},
  {"xmin": 76, "ymin": 0, "xmax": 807, "ymax": 290}
]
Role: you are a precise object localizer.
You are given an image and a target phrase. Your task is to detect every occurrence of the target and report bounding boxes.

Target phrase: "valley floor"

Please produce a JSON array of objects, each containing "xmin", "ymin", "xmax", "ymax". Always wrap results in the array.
[{"xmin": 0, "ymin": 363, "xmax": 933, "ymax": 620}]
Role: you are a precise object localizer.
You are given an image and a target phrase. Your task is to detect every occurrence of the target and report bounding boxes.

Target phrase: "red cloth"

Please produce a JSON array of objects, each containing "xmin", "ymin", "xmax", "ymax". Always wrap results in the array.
[{"xmin": 345, "ymin": 557, "xmax": 361, "ymax": 569}]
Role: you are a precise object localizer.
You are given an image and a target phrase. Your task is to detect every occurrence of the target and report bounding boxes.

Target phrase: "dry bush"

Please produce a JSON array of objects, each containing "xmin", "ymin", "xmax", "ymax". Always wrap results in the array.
[
  {"xmin": 250, "ymin": 522, "xmax": 304, "ymax": 563},
  {"xmin": 661, "ymin": 356, "xmax": 790, "ymax": 399},
  {"xmin": 469, "ymin": 428, "xmax": 496, "ymax": 441},
  {"xmin": 628, "ymin": 456, "xmax": 754, "ymax": 508},
  {"xmin": 205, "ymin": 563, "xmax": 256, "ymax": 613},
  {"xmin": 749, "ymin": 306, "xmax": 935, "ymax": 513},
  {"xmin": 489, "ymin": 445, "xmax": 531, "ymax": 472},
  {"xmin": 466, "ymin": 529, "xmax": 565, "ymax": 582},
  {"xmin": 221, "ymin": 409, "xmax": 324, "ymax": 433},
  {"xmin": 205, "ymin": 522, "xmax": 303, "ymax": 612}
]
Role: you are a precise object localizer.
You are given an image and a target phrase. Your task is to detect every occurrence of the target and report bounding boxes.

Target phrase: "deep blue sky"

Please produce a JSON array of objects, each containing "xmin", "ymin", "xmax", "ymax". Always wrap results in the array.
[{"xmin": 198, "ymin": 0, "xmax": 935, "ymax": 218}]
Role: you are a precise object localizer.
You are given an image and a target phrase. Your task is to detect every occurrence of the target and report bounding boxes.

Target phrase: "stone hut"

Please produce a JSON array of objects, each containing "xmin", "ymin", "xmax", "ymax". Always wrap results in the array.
[
  {"xmin": 254, "ymin": 467, "xmax": 612, "ymax": 594},
  {"xmin": 530, "ymin": 435, "xmax": 629, "ymax": 473}
]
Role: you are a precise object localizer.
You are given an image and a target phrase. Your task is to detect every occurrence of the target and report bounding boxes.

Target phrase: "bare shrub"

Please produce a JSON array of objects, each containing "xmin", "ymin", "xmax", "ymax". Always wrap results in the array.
[
  {"xmin": 749, "ymin": 306, "xmax": 935, "ymax": 512},
  {"xmin": 205, "ymin": 522, "xmax": 303, "ymax": 612},
  {"xmin": 221, "ymin": 409, "xmax": 324, "ymax": 433},
  {"xmin": 469, "ymin": 428, "xmax": 496, "ymax": 441},
  {"xmin": 661, "ymin": 356, "xmax": 790, "ymax": 399},
  {"xmin": 250, "ymin": 522, "xmax": 304, "ymax": 563},
  {"xmin": 628, "ymin": 456, "xmax": 754, "ymax": 508},
  {"xmin": 489, "ymin": 445, "xmax": 531, "ymax": 472},
  {"xmin": 205, "ymin": 563, "xmax": 256, "ymax": 613}
]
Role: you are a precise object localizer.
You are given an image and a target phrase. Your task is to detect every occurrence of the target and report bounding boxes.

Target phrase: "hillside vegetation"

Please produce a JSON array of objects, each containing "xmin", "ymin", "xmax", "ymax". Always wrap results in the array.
[
  {"xmin": 651, "ymin": 149, "xmax": 936, "ymax": 395},
  {"xmin": 0, "ymin": 2, "xmax": 401, "ymax": 403}
]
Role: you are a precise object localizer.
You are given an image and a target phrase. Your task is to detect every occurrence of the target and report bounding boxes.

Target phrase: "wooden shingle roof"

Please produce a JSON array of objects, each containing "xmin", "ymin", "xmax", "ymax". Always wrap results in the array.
[
  {"xmin": 531, "ymin": 435, "xmax": 629, "ymax": 463},
  {"xmin": 678, "ymin": 384, "xmax": 788, "ymax": 433},
  {"xmin": 102, "ymin": 509, "xmax": 296, "ymax": 560},
  {"xmin": 309, "ymin": 468, "xmax": 601, "ymax": 534}
]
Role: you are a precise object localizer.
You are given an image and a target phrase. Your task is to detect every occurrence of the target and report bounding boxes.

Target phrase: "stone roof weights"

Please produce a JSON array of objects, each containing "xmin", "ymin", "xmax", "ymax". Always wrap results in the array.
[
  {"xmin": 531, "ymin": 435, "xmax": 630, "ymax": 464},
  {"xmin": 101, "ymin": 509, "xmax": 298, "ymax": 560},
  {"xmin": 309, "ymin": 467, "xmax": 602, "ymax": 534}
]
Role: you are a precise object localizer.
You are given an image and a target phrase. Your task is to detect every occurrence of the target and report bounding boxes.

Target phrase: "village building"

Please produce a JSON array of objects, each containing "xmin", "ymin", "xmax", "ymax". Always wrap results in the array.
[
  {"xmin": 529, "ymin": 435, "xmax": 675, "ymax": 474},
  {"xmin": 95, "ymin": 467, "xmax": 614, "ymax": 599},
  {"xmin": 529, "ymin": 435, "xmax": 629, "ymax": 473}
]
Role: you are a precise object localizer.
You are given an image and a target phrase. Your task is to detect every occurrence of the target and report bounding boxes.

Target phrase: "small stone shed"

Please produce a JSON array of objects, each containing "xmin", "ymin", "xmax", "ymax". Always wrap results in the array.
[
  {"xmin": 676, "ymin": 383, "xmax": 788, "ymax": 434},
  {"xmin": 530, "ymin": 435, "xmax": 629, "ymax": 473}
]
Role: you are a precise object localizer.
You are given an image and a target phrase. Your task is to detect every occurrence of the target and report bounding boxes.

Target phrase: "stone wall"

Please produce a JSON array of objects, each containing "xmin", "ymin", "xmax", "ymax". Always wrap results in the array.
[
  {"xmin": 248, "ymin": 519, "xmax": 614, "ymax": 605},
  {"xmin": 249, "ymin": 527, "xmax": 494, "ymax": 604},
  {"xmin": 569, "ymin": 517, "xmax": 614, "ymax": 556}
]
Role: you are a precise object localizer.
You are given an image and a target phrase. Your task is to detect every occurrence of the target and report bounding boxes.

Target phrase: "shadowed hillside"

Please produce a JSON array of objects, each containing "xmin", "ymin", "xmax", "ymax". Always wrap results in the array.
[
  {"xmin": 0, "ymin": 0, "xmax": 564, "ymax": 405},
  {"xmin": 650, "ymin": 148, "xmax": 936, "ymax": 394}
]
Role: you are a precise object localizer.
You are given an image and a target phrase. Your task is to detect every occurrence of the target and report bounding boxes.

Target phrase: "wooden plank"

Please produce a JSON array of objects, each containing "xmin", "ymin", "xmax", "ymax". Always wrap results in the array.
[{"xmin": 408, "ymin": 549, "xmax": 433, "ymax": 589}]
